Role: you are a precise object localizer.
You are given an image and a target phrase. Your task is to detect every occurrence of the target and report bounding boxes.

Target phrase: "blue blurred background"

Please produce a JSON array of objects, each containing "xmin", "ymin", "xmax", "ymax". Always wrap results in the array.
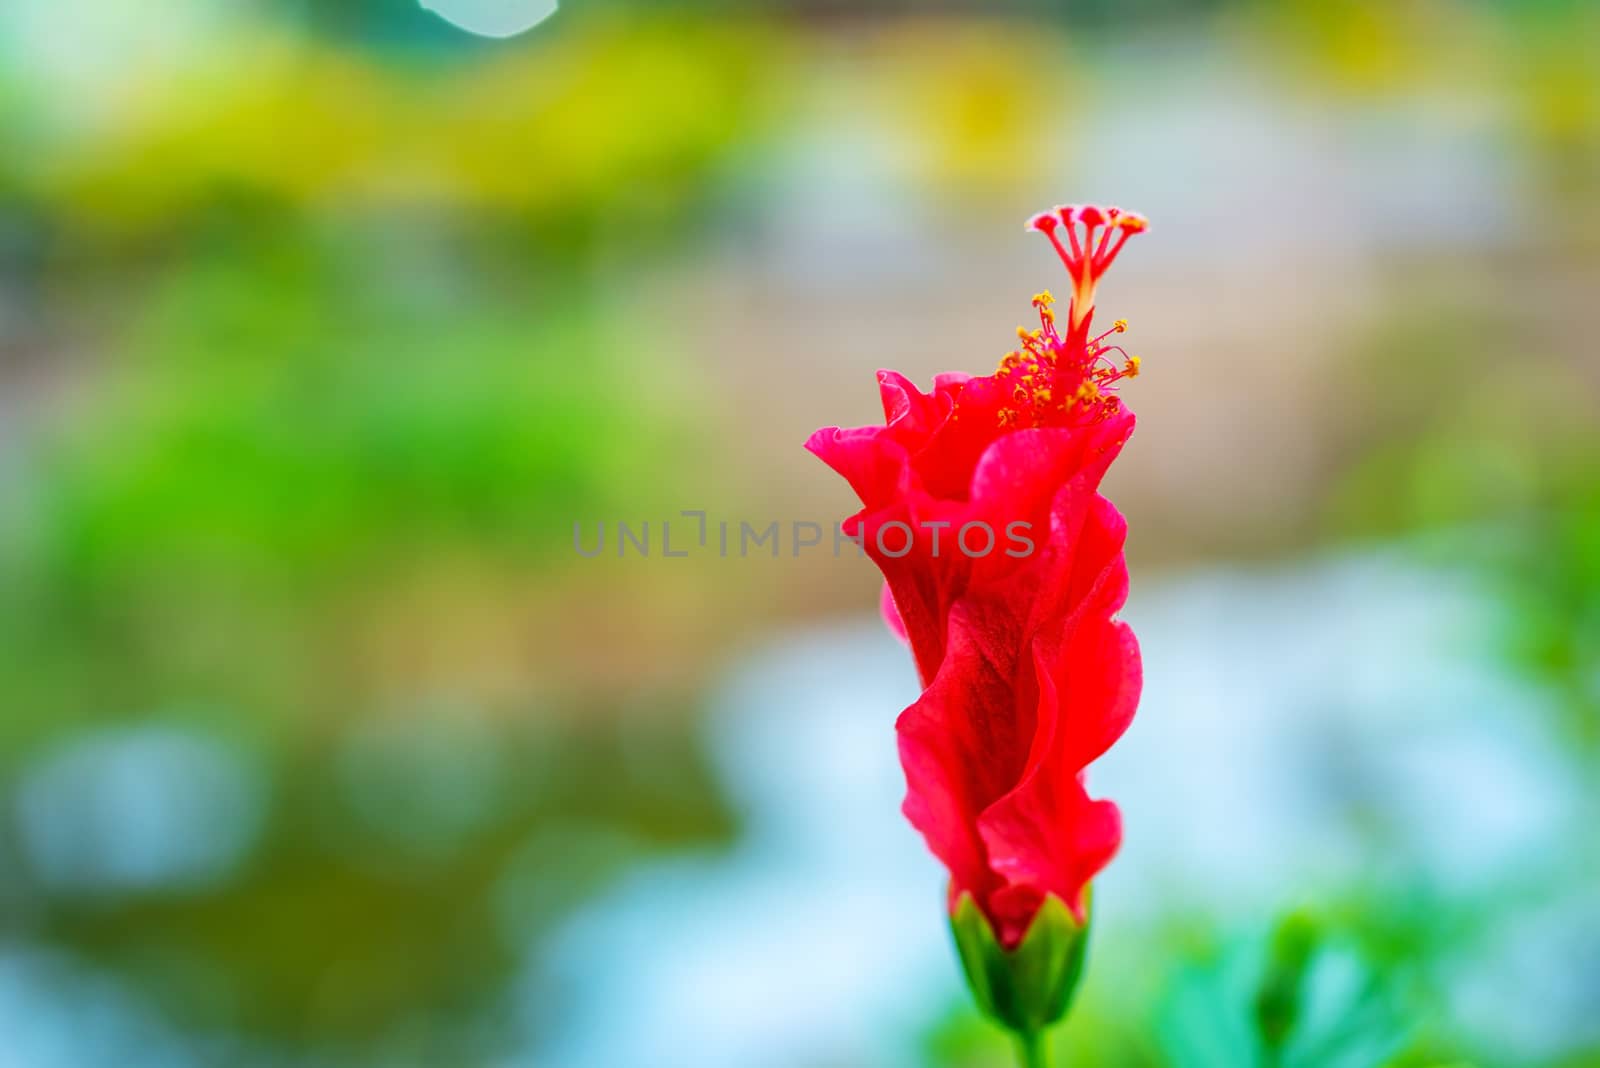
[{"xmin": 0, "ymin": 2, "xmax": 1596, "ymax": 1066}]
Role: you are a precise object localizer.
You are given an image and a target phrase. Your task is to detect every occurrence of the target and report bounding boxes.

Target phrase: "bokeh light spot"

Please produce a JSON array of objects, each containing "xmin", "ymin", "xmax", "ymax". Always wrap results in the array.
[
  {"xmin": 14, "ymin": 726, "xmax": 266, "ymax": 897},
  {"xmin": 419, "ymin": 0, "xmax": 558, "ymax": 39}
]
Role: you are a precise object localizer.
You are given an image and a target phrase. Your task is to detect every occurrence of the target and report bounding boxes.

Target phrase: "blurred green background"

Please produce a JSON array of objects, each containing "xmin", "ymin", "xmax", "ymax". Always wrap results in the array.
[{"xmin": 0, "ymin": 1, "xmax": 1596, "ymax": 1066}]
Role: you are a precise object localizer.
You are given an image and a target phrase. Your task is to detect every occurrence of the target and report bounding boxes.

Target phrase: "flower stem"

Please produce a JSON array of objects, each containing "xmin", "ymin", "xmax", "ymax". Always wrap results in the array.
[{"xmin": 1014, "ymin": 1029, "xmax": 1051, "ymax": 1068}]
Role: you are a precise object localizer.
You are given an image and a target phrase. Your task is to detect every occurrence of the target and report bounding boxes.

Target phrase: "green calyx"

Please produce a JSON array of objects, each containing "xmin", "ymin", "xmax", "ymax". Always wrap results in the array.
[{"xmin": 949, "ymin": 888, "xmax": 1092, "ymax": 1042}]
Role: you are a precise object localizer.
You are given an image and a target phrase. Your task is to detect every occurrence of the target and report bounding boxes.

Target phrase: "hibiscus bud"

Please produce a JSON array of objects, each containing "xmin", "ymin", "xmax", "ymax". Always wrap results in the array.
[{"xmin": 949, "ymin": 890, "xmax": 1091, "ymax": 1042}]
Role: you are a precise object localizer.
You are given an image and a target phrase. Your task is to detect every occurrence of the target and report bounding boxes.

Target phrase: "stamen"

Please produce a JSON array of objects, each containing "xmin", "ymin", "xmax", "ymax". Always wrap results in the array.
[
  {"xmin": 1000, "ymin": 209, "xmax": 1150, "ymax": 429},
  {"xmin": 1091, "ymin": 320, "xmax": 1129, "ymax": 348}
]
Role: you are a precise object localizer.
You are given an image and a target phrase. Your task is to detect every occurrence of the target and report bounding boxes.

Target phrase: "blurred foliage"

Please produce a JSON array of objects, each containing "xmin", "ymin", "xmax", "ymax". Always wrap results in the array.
[
  {"xmin": 1495, "ymin": 467, "xmax": 1600, "ymax": 753},
  {"xmin": 1254, "ymin": 910, "xmax": 1318, "ymax": 1061},
  {"xmin": 6, "ymin": 715, "xmax": 735, "ymax": 1059},
  {"xmin": 0, "ymin": 10, "xmax": 767, "ymax": 1061},
  {"xmin": 1326, "ymin": 285, "xmax": 1599, "ymax": 757},
  {"xmin": 0, "ymin": 218, "xmax": 715, "ymax": 754},
  {"xmin": 923, "ymin": 905, "xmax": 1482, "ymax": 1068},
  {"xmin": 5, "ymin": 15, "xmax": 773, "ymax": 247}
]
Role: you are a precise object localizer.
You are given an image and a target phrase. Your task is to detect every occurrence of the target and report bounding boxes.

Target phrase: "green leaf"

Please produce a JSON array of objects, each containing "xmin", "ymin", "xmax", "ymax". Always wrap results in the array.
[{"xmin": 1253, "ymin": 910, "xmax": 1320, "ymax": 1059}]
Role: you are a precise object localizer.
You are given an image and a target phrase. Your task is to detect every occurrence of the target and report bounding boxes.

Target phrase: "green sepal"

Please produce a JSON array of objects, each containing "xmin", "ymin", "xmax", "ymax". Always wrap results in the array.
[{"xmin": 949, "ymin": 888, "xmax": 1091, "ymax": 1038}]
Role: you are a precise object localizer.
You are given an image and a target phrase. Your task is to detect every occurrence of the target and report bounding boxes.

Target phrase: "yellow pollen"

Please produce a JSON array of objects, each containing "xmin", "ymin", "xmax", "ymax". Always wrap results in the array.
[
  {"xmin": 1113, "ymin": 319, "xmax": 1128, "ymax": 333},
  {"xmin": 1034, "ymin": 388, "xmax": 1053, "ymax": 404},
  {"xmin": 997, "ymin": 407, "xmax": 1018, "ymax": 427},
  {"xmin": 1032, "ymin": 290, "xmax": 1056, "ymax": 307},
  {"xmin": 1125, "ymin": 355, "xmax": 1141, "ymax": 377}
]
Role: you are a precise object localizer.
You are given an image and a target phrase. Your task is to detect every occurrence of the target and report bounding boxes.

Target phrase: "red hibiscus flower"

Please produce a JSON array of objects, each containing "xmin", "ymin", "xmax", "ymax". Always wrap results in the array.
[{"xmin": 806, "ymin": 205, "xmax": 1147, "ymax": 956}]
